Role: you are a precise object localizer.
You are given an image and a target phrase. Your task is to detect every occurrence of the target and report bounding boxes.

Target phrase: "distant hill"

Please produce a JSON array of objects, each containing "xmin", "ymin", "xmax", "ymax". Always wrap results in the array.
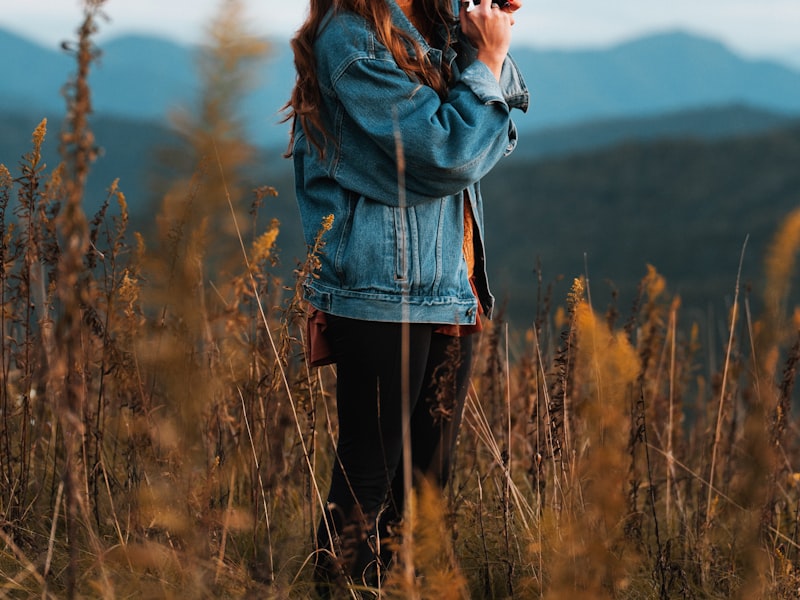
[
  {"xmin": 0, "ymin": 111, "xmax": 181, "ymax": 214},
  {"xmin": 513, "ymin": 31, "xmax": 800, "ymax": 130},
  {"xmin": 4, "ymin": 103, "xmax": 793, "ymax": 220},
  {"xmin": 4, "ymin": 20, "xmax": 800, "ymax": 332},
  {"xmin": 482, "ymin": 124, "xmax": 800, "ymax": 330},
  {"xmin": 513, "ymin": 104, "xmax": 800, "ymax": 161},
  {"xmin": 3, "ymin": 27, "xmax": 800, "ymax": 148}
]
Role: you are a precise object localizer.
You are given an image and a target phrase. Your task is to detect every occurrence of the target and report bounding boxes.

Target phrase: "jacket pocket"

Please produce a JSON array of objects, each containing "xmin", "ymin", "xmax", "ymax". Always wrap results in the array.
[
  {"xmin": 334, "ymin": 194, "xmax": 407, "ymax": 293},
  {"xmin": 393, "ymin": 206, "xmax": 408, "ymax": 283}
]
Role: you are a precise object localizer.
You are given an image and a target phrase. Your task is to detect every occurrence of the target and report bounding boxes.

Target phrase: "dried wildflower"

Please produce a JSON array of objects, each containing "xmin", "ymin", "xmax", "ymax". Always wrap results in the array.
[
  {"xmin": 643, "ymin": 263, "xmax": 666, "ymax": 301},
  {"xmin": 548, "ymin": 298, "xmax": 642, "ymax": 594},
  {"xmin": 567, "ymin": 276, "xmax": 585, "ymax": 312},
  {"xmin": 251, "ymin": 219, "xmax": 280, "ymax": 264},
  {"xmin": 0, "ymin": 164, "xmax": 12, "ymax": 188},
  {"xmin": 765, "ymin": 208, "xmax": 800, "ymax": 318},
  {"xmin": 118, "ymin": 270, "xmax": 140, "ymax": 318},
  {"xmin": 429, "ymin": 337, "xmax": 463, "ymax": 423},
  {"xmin": 31, "ymin": 119, "xmax": 47, "ymax": 162},
  {"xmin": 297, "ymin": 213, "xmax": 334, "ymax": 283}
]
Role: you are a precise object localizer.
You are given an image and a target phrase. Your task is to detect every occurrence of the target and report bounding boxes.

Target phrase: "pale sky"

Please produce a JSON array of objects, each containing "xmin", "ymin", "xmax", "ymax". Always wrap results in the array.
[{"xmin": 4, "ymin": 0, "xmax": 800, "ymax": 65}]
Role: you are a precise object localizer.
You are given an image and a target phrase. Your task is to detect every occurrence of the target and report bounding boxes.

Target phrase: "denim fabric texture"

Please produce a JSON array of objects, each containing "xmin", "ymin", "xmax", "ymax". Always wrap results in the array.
[{"xmin": 292, "ymin": 0, "xmax": 529, "ymax": 325}]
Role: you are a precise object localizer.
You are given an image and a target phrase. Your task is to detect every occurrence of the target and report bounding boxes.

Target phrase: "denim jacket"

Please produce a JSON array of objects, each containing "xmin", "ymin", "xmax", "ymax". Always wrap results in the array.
[{"xmin": 292, "ymin": 0, "xmax": 529, "ymax": 325}]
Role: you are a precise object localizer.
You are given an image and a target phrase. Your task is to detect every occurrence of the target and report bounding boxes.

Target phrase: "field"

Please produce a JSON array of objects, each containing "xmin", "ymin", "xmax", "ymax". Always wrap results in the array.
[{"xmin": 3, "ymin": 2, "xmax": 800, "ymax": 599}]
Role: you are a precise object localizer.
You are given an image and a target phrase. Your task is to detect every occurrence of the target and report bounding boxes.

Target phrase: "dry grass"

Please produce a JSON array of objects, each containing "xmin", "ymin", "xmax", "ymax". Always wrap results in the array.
[{"xmin": 3, "ymin": 1, "xmax": 800, "ymax": 599}]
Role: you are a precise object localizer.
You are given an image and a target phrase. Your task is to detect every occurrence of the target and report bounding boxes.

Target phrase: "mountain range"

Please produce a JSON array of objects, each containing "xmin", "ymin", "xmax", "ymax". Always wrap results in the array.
[
  {"xmin": 3, "ymin": 27, "xmax": 800, "ymax": 148},
  {"xmin": 3, "ymin": 26, "xmax": 800, "ymax": 330}
]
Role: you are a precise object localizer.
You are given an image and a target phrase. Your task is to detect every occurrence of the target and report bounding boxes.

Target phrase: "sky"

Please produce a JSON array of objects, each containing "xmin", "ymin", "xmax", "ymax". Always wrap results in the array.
[{"xmin": 4, "ymin": 0, "xmax": 800, "ymax": 66}]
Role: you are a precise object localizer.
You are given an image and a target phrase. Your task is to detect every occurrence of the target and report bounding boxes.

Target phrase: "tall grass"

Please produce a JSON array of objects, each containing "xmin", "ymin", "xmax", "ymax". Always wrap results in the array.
[{"xmin": 3, "ymin": 1, "xmax": 800, "ymax": 598}]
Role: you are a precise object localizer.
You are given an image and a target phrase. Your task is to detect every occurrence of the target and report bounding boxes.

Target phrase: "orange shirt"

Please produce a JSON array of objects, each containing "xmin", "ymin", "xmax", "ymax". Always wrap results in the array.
[{"xmin": 434, "ymin": 198, "xmax": 483, "ymax": 337}]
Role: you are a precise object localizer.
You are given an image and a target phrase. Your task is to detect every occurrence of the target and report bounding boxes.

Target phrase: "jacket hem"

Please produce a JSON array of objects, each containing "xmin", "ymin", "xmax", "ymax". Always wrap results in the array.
[{"xmin": 304, "ymin": 281, "xmax": 479, "ymax": 325}]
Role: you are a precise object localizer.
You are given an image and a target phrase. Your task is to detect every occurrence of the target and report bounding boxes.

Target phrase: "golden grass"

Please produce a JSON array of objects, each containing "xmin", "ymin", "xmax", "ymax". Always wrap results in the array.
[{"xmin": 3, "ymin": 1, "xmax": 800, "ymax": 599}]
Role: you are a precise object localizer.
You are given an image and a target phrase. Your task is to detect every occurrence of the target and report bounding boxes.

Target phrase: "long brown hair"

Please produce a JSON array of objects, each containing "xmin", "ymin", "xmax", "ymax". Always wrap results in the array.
[{"xmin": 283, "ymin": 0, "xmax": 456, "ymax": 157}]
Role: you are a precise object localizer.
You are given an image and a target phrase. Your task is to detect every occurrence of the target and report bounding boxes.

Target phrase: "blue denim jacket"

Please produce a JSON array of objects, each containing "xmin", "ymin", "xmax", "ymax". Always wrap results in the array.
[{"xmin": 292, "ymin": 0, "xmax": 529, "ymax": 325}]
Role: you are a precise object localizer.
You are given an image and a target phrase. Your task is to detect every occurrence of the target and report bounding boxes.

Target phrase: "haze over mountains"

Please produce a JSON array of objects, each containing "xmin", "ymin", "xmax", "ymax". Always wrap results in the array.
[{"xmin": 3, "ymin": 27, "xmax": 800, "ymax": 149}]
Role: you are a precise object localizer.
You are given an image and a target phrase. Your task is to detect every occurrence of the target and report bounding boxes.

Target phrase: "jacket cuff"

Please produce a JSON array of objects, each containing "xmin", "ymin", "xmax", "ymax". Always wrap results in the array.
[
  {"xmin": 459, "ymin": 60, "xmax": 507, "ymax": 106},
  {"xmin": 500, "ymin": 54, "xmax": 530, "ymax": 112}
]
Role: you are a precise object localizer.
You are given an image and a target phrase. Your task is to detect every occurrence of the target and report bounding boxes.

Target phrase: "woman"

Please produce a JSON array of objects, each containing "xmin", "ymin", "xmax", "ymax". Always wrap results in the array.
[{"xmin": 284, "ymin": 0, "xmax": 528, "ymax": 594}]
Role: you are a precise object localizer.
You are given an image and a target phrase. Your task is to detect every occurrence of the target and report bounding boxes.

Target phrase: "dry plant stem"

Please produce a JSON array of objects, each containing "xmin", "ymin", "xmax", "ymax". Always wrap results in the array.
[
  {"xmin": 529, "ymin": 333, "xmax": 545, "ymax": 512},
  {"xmin": 665, "ymin": 303, "xmax": 683, "ymax": 533},
  {"xmin": 528, "ymin": 327, "xmax": 550, "ymax": 594},
  {"xmin": 391, "ymin": 107, "xmax": 418, "ymax": 595},
  {"xmin": 292, "ymin": 366, "xmax": 338, "ymax": 583},
  {"xmin": 11, "ymin": 119, "xmax": 53, "ymax": 521},
  {"xmin": 10, "ymin": 119, "xmax": 49, "ymax": 527},
  {"xmin": 0, "ymin": 167, "xmax": 11, "ymax": 505},
  {"xmin": 287, "ymin": 219, "xmax": 356, "ymax": 580},
  {"xmin": 213, "ymin": 143, "xmax": 332, "ymax": 578},
  {"xmin": 502, "ymin": 322, "xmax": 515, "ymax": 596},
  {"xmin": 532, "ymin": 326, "xmax": 566, "ymax": 515},
  {"xmin": 793, "ymin": 499, "xmax": 800, "ymax": 568},
  {"xmin": 236, "ymin": 383, "xmax": 275, "ymax": 580},
  {"xmin": 639, "ymin": 385, "xmax": 668, "ymax": 598},
  {"xmin": 562, "ymin": 283, "xmax": 584, "ymax": 514},
  {"xmin": 464, "ymin": 385, "xmax": 537, "ymax": 533},
  {"xmin": 648, "ymin": 439, "xmax": 800, "ymax": 557},
  {"xmin": 99, "ymin": 454, "xmax": 128, "ymax": 552},
  {"xmin": 707, "ymin": 236, "xmax": 749, "ymax": 527},
  {"xmin": 292, "ymin": 367, "xmax": 364, "ymax": 594},
  {"xmin": 42, "ymin": 480, "xmax": 65, "ymax": 588},
  {"xmin": 0, "ymin": 528, "xmax": 52, "ymax": 597},
  {"xmin": 298, "ymin": 323, "xmax": 317, "ymax": 550},
  {"xmin": 666, "ymin": 304, "xmax": 687, "ymax": 538},
  {"xmin": 401, "ymin": 317, "xmax": 415, "ymax": 594},
  {"xmin": 54, "ymin": 3, "xmax": 114, "ymax": 596},
  {"xmin": 744, "ymin": 297, "xmax": 763, "ymax": 422},
  {"xmin": 476, "ymin": 474, "xmax": 492, "ymax": 598},
  {"xmin": 215, "ymin": 467, "xmax": 237, "ymax": 583}
]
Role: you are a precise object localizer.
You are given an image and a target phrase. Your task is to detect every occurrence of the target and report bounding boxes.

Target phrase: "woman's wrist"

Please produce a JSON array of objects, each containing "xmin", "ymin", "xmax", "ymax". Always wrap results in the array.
[{"xmin": 476, "ymin": 50, "xmax": 504, "ymax": 80}]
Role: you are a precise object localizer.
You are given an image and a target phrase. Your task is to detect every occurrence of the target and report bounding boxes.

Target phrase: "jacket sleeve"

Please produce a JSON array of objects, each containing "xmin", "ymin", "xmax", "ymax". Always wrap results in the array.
[
  {"xmin": 455, "ymin": 30, "xmax": 530, "ymax": 113},
  {"xmin": 315, "ymin": 13, "xmax": 513, "ymax": 203},
  {"xmin": 323, "ymin": 39, "xmax": 518, "ymax": 200}
]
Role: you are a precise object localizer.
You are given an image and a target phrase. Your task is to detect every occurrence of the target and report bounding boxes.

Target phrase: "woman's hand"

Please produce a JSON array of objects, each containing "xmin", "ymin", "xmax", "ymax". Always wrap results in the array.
[{"xmin": 460, "ymin": 0, "xmax": 517, "ymax": 80}]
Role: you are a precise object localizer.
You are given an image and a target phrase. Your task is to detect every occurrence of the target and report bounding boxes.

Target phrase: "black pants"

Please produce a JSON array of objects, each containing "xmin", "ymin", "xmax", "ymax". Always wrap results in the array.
[{"xmin": 315, "ymin": 315, "xmax": 474, "ymax": 591}]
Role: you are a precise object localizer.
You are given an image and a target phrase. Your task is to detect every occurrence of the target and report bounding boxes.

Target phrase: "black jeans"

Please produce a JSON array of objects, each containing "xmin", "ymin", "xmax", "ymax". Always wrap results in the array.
[{"xmin": 314, "ymin": 315, "xmax": 474, "ymax": 592}]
